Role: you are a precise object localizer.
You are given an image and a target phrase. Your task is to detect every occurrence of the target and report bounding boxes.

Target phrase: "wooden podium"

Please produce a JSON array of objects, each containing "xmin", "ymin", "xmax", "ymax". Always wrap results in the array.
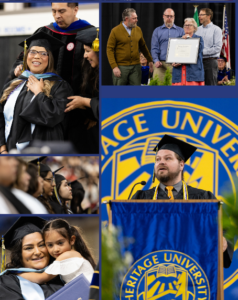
[{"xmin": 109, "ymin": 199, "xmax": 224, "ymax": 300}]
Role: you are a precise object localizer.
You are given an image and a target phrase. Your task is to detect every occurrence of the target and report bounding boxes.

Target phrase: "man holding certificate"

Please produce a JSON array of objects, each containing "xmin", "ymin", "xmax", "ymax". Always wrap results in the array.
[
  {"xmin": 151, "ymin": 8, "xmax": 184, "ymax": 82},
  {"xmin": 196, "ymin": 8, "xmax": 222, "ymax": 86},
  {"xmin": 172, "ymin": 18, "xmax": 205, "ymax": 86}
]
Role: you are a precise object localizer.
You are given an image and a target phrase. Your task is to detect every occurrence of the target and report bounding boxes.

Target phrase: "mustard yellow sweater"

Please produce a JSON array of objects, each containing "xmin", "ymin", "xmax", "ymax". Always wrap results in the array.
[{"xmin": 107, "ymin": 22, "xmax": 153, "ymax": 69}]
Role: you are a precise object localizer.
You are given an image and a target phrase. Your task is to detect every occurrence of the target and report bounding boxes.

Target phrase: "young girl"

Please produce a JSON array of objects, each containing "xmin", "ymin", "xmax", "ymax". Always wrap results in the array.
[{"xmin": 19, "ymin": 219, "xmax": 96, "ymax": 284}]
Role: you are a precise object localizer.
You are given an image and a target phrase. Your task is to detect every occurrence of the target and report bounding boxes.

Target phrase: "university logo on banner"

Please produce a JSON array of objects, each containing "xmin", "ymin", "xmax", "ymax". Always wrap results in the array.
[
  {"xmin": 122, "ymin": 250, "xmax": 209, "ymax": 300},
  {"xmin": 101, "ymin": 100, "xmax": 238, "ymax": 299},
  {"xmin": 111, "ymin": 201, "xmax": 216, "ymax": 300}
]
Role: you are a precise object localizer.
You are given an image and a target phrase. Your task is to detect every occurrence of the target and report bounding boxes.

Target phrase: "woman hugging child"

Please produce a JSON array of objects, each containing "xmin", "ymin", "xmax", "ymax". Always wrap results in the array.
[{"xmin": 19, "ymin": 219, "xmax": 96, "ymax": 284}]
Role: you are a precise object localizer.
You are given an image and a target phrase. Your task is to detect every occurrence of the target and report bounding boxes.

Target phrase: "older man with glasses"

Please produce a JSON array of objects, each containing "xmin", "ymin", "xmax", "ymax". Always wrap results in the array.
[
  {"xmin": 196, "ymin": 8, "xmax": 222, "ymax": 85},
  {"xmin": 151, "ymin": 8, "xmax": 184, "ymax": 82}
]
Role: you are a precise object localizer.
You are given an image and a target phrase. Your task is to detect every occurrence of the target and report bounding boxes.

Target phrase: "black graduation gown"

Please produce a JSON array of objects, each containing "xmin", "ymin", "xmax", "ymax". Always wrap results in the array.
[
  {"xmin": 132, "ymin": 185, "xmax": 234, "ymax": 268},
  {"xmin": 0, "ymin": 78, "xmax": 73, "ymax": 151},
  {"xmin": 132, "ymin": 185, "xmax": 216, "ymax": 200},
  {"xmin": 66, "ymin": 66, "xmax": 99, "ymax": 155},
  {"xmin": 0, "ymin": 273, "xmax": 63, "ymax": 300},
  {"xmin": 9, "ymin": 21, "xmax": 94, "ymax": 94},
  {"xmin": 66, "ymin": 97, "xmax": 99, "ymax": 154},
  {"xmin": 49, "ymin": 199, "xmax": 66, "ymax": 214}
]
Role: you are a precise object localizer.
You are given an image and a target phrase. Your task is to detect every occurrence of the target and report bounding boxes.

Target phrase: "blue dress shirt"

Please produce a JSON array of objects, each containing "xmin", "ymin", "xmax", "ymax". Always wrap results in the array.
[
  {"xmin": 151, "ymin": 24, "xmax": 184, "ymax": 62},
  {"xmin": 196, "ymin": 22, "xmax": 222, "ymax": 58}
]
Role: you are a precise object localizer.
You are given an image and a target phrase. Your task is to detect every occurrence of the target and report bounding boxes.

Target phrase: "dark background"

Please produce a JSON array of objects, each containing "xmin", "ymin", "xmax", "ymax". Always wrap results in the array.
[
  {"xmin": 0, "ymin": 35, "xmax": 30, "ymax": 91},
  {"xmin": 102, "ymin": 3, "xmax": 235, "ymax": 85}
]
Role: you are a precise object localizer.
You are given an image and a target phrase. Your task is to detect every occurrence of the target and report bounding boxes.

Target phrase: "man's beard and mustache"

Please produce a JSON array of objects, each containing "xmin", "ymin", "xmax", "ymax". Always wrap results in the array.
[
  {"xmin": 128, "ymin": 21, "xmax": 137, "ymax": 28},
  {"xmin": 165, "ymin": 20, "xmax": 174, "ymax": 28},
  {"xmin": 155, "ymin": 165, "xmax": 181, "ymax": 184}
]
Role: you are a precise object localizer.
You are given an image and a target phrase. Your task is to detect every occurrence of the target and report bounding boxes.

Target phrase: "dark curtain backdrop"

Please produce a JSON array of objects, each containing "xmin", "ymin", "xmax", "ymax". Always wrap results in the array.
[
  {"xmin": 102, "ymin": 3, "xmax": 235, "ymax": 85},
  {"xmin": 0, "ymin": 35, "xmax": 30, "ymax": 91}
]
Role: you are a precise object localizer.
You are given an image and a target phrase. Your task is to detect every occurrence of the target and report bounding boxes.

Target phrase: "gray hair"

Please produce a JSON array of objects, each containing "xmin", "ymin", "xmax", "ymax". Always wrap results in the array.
[
  {"xmin": 184, "ymin": 18, "xmax": 198, "ymax": 32},
  {"xmin": 122, "ymin": 8, "xmax": 136, "ymax": 21}
]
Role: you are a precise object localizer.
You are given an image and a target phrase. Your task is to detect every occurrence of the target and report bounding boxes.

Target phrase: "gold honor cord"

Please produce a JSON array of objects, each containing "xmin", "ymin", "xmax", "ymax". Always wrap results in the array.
[
  {"xmin": 53, "ymin": 185, "xmax": 62, "ymax": 205},
  {"xmin": 1, "ymin": 236, "xmax": 6, "ymax": 272},
  {"xmin": 153, "ymin": 181, "xmax": 189, "ymax": 200},
  {"xmin": 22, "ymin": 40, "xmax": 28, "ymax": 73}
]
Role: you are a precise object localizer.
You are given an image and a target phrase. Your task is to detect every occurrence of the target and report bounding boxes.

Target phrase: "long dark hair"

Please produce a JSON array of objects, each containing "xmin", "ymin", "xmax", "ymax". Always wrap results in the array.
[
  {"xmin": 26, "ymin": 163, "xmax": 39, "ymax": 196},
  {"xmin": 42, "ymin": 219, "xmax": 96, "ymax": 268},
  {"xmin": 37, "ymin": 170, "xmax": 55, "ymax": 214},
  {"xmin": 81, "ymin": 56, "xmax": 99, "ymax": 97},
  {"xmin": 6, "ymin": 239, "xmax": 23, "ymax": 269}
]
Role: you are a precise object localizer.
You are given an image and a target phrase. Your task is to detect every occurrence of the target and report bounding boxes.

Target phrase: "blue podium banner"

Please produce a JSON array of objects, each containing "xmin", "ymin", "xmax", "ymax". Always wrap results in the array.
[{"xmin": 111, "ymin": 201, "xmax": 218, "ymax": 300}]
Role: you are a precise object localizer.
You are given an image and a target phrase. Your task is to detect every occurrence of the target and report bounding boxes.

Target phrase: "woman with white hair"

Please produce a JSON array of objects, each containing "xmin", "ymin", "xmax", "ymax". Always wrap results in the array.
[{"xmin": 172, "ymin": 18, "xmax": 204, "ymax": 86}]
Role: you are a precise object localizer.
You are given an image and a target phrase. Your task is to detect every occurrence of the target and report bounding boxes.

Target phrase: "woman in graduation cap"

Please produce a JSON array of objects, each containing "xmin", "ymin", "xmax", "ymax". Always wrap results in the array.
[
  {"xmin": 65, "ymin": 27, "xmax": 99, "ymax": 154},
  {"xmin": 52, "ymin": 174, "xmax": 74, "ymax": 214},
  {"xmin": 0, "ymin": 31, "xmax": 73, "ymax": 153},
  {"xmin": 0, "ymin": 217, "xmax": 64, "ymax": 299},
  {"xmin": 34, "ymin": 161, "xmax": 66, "ymax": 214}
]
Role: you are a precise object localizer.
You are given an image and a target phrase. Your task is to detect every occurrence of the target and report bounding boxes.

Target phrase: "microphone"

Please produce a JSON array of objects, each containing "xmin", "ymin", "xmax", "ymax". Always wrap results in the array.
[{"xmin": 128, "ymin": 181, "xmax": 146, "ymax": 200}]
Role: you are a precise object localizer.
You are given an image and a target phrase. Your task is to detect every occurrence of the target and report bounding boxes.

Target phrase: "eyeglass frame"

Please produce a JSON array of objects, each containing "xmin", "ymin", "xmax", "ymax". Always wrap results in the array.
[
  {"xmin": 28, "ymin": 50, "xmax": 49, "ymax": 57},
  {"xmin": 163, "ymin": 14, "xmax": 175, "ymax": 18},
  {"xmin": 183, "ymin": 24, "xmax": 194, "ymax": 28},
  {"xmin": 44, "ymin": 177, "xmax": 55, "ymax": 184}
]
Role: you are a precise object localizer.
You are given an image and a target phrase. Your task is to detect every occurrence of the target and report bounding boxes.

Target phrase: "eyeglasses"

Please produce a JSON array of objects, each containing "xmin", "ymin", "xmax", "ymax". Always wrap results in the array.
[
  {"xmin": 184, "ymin": 25, "xmax": 194, "ymax": 28},
  {"xmin": 199, "ymin": 14, "xmax": 208, "ymax": 17},
  {"xmin": 44, "ymin": 177, "xmax": 54, "ymax": 184},
  {"xmin": 163, "ymin": 15, "xmax": 174, "ymax": 18},
  {"xmin": 29, "ymin": 50, "xmax": 49, "ymax": 57}
]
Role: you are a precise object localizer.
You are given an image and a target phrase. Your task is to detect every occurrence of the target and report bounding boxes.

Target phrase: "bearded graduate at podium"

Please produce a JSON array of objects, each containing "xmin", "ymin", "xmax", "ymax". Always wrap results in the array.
[{"xmin": 132, "ymin": 134, "xmax": 233, "ymax": 268}]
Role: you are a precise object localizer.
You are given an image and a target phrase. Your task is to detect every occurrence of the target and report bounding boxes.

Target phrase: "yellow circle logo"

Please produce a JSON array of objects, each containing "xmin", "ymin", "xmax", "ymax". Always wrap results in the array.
[{"xmin": 120, "ymin": 250, "xmax": 210, "ymax": 300}]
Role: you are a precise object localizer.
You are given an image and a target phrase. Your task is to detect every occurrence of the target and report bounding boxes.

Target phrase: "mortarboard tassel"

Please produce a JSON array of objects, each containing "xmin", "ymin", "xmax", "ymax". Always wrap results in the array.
[
  {"xmin": 152, "ymin": 146, "xmax": 158, "ymax": 183},
  {"xmin": 1, "ymin": 236, "xmax": 6, "ymax": 272},
  {"xmin": 22, "ymin": 40, "xmax": 28, "ymax": 73},
  {"xmin": 37, "ymin": 158, "xmax": 40, "ymax": 176},
  {"xmin": 92, "ymin": 28, "xmax": 99, "ymax": 52}
]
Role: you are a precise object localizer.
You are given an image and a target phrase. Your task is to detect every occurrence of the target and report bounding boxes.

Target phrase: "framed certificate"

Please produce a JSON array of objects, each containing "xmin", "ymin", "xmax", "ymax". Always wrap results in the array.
[{"xmin": 166, "ymin": 37, "xmax": 200, "ymax": 64}]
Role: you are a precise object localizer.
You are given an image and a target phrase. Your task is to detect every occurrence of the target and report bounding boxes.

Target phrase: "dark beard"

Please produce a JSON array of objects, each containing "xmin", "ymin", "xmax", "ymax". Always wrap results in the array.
[
  {"xmin": 156, "ymin": 168, "xmax": 181, "ymax": 184},
  {"xmin": 157, "ymin": 174, "xmax": 170, "ymax": 183}
]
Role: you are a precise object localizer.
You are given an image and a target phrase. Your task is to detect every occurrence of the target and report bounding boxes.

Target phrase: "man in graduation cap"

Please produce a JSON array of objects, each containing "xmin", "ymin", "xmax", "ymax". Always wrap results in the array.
[
  {"xmin": 9, "ymin": 3, "xmax": 94, "ymax": 94},
  {"xmin": 132, "ymin": 134, "xmax": 233, "ymax": 268},
  {"xmin": 132, "ymin": 134, "xmax": 215, "ymax": 200},
  {"xmin": 0, "ymin": 217, "xmax": 64, "ymax": 299}
]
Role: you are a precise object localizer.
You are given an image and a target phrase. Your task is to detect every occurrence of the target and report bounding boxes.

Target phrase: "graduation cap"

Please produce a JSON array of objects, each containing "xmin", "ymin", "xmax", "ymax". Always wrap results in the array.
[
  {"xmin": 153, "ymin": 135, "xmax": 197, "ymax": 162},
  {"xmin": 30, "ymin": 158, "xmax": 63, "ymax": 177},
  {"xmin": 19, "ymin": 31, "xmax": 65, "ymax": 53},
  {"xmin": 218, "ymin": 55, "xmax": 227, "ymax": 63},
  {"xmin": 1, "ymin": 217, "xmax": 45, "ymax": 271},
  {"xmin": 54, "ymin": 174, "xmax": 66, "ymax": 186},
  {"xmin": 76, "ymin": 27, "xmax": 99, "ymax": 52},
  {"xmin": 3, "ymin": 217, "xmax": 46, "ymax": 250},
  {"xmin": 152, "ymin": 135, "xmax": 197, "ymax": 182}
]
